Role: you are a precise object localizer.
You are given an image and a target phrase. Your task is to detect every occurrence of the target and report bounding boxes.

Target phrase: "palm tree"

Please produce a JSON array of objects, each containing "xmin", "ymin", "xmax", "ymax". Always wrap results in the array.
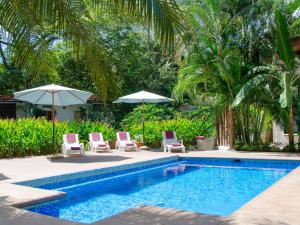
[
  {"xmin": 173, "ymin": 0, "xmax": 271, "ymax": 148},
  {"xmin": 233, "ymin": 1, "xmax": 300, "ymax": 150},
  {"xmin": 0, "ymin": 0, "xmax": 183, "ymax": 100}
]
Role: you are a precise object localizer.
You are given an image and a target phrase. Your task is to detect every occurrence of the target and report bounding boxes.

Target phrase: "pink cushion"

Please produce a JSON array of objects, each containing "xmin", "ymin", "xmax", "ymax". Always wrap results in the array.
[
  {"xmin": 165, "ymin": 131, "xmax": 174, "ymax": 139},
  {"xmin": 126, "ymin": 143, "xmax": 134, "ymax": 147},
  {"xmin": 171, "ymin": 143, "xmax": 182, "ymax": 147},
  {"xmin": 92, "ymin": 133, "xmax": 101, "ymax": 142},
  {"xmin": 71, "ymin": 146, "xmax": 81, "ymax": 150},
  {"xmin": 67, "ymin": 133, "xmax": 76, "ymax": 144},
  {"xmin": 196, "ymin": 136, "xmax": 205, "ymax": 140},
  {"xmin": 98, "ymin": 144, "xmax": 107, "ymax": 147},
  {"xmin": 119, "ymin": 132, "xmax": 128, "ymax": 141}
]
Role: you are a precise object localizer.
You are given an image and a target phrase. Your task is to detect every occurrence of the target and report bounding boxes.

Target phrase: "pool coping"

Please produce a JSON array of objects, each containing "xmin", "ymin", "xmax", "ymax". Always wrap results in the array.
[
  {"xmin": 14, "ymin": 156, "xmax": 179, "ymax": 188},
  {"xmin": 1, "ymin": 153, "xmax": 300, "ymax": 225},
  {"xmin": 0, "ymin": 183, "xmax": 66, "ymax": 208},
  {"xmin": 229, "ymin": 164, "xmax": 300, "ymax": 224},
  {"xmin": 1, "ymin": 156, "xmax": 179, "ymax": 209},
  {"xmin": 2, "ymin": 155, "xmax": 300, "ymax": 208}
]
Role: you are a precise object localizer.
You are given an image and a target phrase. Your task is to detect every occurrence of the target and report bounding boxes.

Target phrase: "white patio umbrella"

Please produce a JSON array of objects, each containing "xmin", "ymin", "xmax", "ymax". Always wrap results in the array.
[
  {"xmin": 113, "ymin": 90, "xmax": 173, "ymax": 142},
  {"xmin": 14, "ymin": 84, "xmax": 93, "ymax": 155}
]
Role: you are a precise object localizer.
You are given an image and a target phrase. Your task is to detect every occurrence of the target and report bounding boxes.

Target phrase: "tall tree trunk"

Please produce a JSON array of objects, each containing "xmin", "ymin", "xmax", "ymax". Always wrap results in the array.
[
  {"xmin": 288, "ymin": 107, "xmax": 295, "ymax": 150},
  {"xmin": 224, "ymin": 109, "xmax": 228, "ymax": 146},
  {"xmin": 227, "ymin": 106, "xmax": 234, "ymax": 149},
  {"xmin": 215, "ymin": 113, "xmax": 220, "ymax": 146},
  {"xmin": 220, "ymin": 113, "xmax": 224, "ymax": 146}
]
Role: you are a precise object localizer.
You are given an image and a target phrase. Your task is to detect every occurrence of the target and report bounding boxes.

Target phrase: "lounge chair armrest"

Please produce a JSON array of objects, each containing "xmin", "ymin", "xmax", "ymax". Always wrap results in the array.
[
  {"xmin": 180, "ymin": 140, "xmax": 184, "ymax": 144},
  {"xmin": 105, "ymin": 141, "xmax": 109, "ymax": 144},
  {"xmin": 80, "ymin": 143, "xmax": 84, "ymax": 149},
  {"xmin": 132, "ymin": 140, "xmax": 136, "ymax": 144}
]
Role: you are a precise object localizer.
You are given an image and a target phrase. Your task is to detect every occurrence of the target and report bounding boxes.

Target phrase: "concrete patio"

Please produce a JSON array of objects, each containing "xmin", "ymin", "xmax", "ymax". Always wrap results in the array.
[{"xmin": 1, "ymin": 150, "xmax": 300, "ymax": 225}]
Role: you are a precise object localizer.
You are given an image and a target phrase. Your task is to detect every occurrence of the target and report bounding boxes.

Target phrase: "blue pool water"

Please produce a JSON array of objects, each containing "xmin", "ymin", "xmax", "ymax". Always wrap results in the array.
[{"xmin": 25, "ymin": 158, "xmax": 299, "ymax": 223}]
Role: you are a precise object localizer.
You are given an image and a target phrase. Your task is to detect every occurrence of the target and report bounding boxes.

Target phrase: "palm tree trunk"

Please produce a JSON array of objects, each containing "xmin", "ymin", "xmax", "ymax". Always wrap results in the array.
[
  {"xmin": 215, "ymin": 114, "xmax": 220, "ymax": 146},
  {"xmin": 220, "ymin": 111, "xmax": 225, "ymax": 146},
  {"xmin": 227, "ymin": 106, "xmax": 234, "ymax": 149},
  {"xmin": 288, "ymin": 107, "xmax": 295, "ymax": 150}
]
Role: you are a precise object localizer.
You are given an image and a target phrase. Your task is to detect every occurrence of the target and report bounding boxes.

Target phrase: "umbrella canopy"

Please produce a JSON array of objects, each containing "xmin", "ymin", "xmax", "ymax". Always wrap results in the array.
[
  {"xmin": 14, "ymin": 84, "xmax": 93, "ymax": 155},
  {"xmin": 14, "ymin": 84, "xmax": 92, "ymax": 106},
  {"xmin": 113, "ymin": 90, "xmax": 172, "ymax": 103},
  {"xmin": 114, "ymin": 90, "xmax": 173, "ymax": 143}
]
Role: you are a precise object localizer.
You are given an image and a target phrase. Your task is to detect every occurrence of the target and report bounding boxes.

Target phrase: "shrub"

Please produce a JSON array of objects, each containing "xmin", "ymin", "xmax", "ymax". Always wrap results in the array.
[
  {"xmin": 0, "ymin": 116, "xmax": 214, "ymax": 158},
  {"xmin": 121, "ymin": 105, "xmax": 215, "ymax": 146},
  {"xmin": 0, "ymin": 118, "xmax": 115, "ymax": 158},
  {"xmin": 127, "ymin": 118, "xmax": 214, "ymax": 146},
  {"xmin": 121, "ymin": 104, "xmax": 176, "ymax": 128}
]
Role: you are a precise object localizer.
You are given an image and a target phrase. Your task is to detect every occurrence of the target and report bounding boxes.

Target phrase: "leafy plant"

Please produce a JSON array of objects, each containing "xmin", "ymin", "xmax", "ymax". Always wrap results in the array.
[
  {"xmin": 133, "ymin": 134, "xmax": 143, "ymax": 142},
  {"xmin": 0, "ymin": 118, "xmax": 115, "ymax": 158},
  {"xmin": 121, "ymin": 104, "xmax": 176, "ymax": 128},
  {"xmin": 0, "ymin": 0, "xmax": 183, "ymax": 100},
  {"xmin": 128, "ymin": 118, "xmax": 214, "ymax": 146}
]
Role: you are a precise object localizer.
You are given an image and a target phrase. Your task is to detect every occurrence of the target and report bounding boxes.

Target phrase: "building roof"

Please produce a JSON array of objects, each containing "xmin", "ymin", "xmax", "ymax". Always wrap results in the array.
[
  {"xmin": 0, "ymin": 95, "xmax": 21, "ymax": 103},
  {"xmin": 87, "ymin": 95, "xmax": 102, "ymax": 103}
]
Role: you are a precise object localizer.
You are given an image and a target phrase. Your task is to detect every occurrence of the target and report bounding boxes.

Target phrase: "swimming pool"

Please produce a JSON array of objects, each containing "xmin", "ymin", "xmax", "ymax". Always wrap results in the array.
[{"xmin": 21, "ymin": 157, "xmax": 300, "ymax": 223}]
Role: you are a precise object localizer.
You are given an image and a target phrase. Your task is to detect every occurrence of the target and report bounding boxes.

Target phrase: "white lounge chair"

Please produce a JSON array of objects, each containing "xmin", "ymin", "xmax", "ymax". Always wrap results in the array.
[
  {"xmin": 88, "ymin": 132, "xmax": 110, "ymax": 152},
  {"xmin": 162, "ymin": 131, "xmax": 185, "ymax": 153},
  {"xmin": 61, "ymin": 133, "xmax": 85, "ymax": 156},
  {"xmin": 116, "ymin": 131, "xmax": 137, "ymax": 151}
]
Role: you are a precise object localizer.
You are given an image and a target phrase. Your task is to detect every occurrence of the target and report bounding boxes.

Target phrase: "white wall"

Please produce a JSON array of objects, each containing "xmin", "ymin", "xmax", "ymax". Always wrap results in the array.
[
  {"xmin": 55, "ymin": 106, "xmax": 77, "ymax": 121},
  {"xmin": 272, "ymin": 121, "xmax": 299, "ymax": 146},
  {"xmin": 52, "ymin": 105, "xmax": 85, "ymax": 122},
  {"xmin": 15, "ymin": 102, "xmax": 86, "ymax": 122}
]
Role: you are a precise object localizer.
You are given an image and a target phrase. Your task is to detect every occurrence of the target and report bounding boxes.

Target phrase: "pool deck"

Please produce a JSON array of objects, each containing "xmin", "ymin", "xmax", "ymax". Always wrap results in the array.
[{"xmin": 1, "ymin": 150, "xmax": 300, "ymax": 225}]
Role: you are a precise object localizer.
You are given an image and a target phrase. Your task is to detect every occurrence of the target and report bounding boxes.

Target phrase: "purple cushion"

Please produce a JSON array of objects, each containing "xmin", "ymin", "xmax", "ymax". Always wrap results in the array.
[
  {"xmin": 165, "ymin": 131, "xmax": 174, "ymax": 139},
  {"xmin": 67, "ymin": 133, "xmax": 76, "ymax": 144},
  {"xmin": 98, "ymin": 144, "xmax": 107, "ymax": 147},
  {"xmin": 71, "ymin": 146, "xmax": 81, "ymax": 150},
  {"xmin": 126, "ymin": 143, "xmax": 134, "ymax": 147},
  {"xmin": 119, "ymin": 132, "xmax": 128, "ymax": 141},
  {"xmin": 92, "ymin": 133, "xmax": 101, "ymax": 141},
  {"xmin": 171, "ymin": 143, "xmax": 182, "ymax": 147}
]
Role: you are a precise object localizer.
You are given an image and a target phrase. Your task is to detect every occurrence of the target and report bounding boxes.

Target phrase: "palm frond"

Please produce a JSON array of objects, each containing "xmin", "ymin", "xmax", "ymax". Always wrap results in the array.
[
  {"xmin": 279, "ymin": 72, "xmax": 293, "ymax": 108},
  {"xmin": 90, "ymin": 0, "xmax": 184, "ymax": 49},
  {"xmin": 0, "ymin": 0, "xmax": 182, "ymax": 100},
  {"xmin": 232, "ymin": 74, "xmax": 272, "ymax": 107},
  {"xmin": 275, "ymin": 9, "xmax": 295, "ymax": 71},
  {"xmin": 232, "ymin": 66, "xmax": 276, "ymax": 107}
]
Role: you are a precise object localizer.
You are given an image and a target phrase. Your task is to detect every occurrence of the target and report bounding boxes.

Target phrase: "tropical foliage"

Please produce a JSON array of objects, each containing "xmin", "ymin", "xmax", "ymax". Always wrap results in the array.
[
  {"xmin": 0, "ymin": 117, "xmax": 212, "ymax": 158},
  {"xmin": 0, "ymin": 118, "xmax": 115, "ymax": 158},
  {"xmin": 126, "ymin": 118, "xmax": 214, "ymax": 146},
  {"xmin": 0, "ymin": 0, "xmax": 183, "ymax": 100},
  {"xmin": 121, "ymin": 104, "xmax": 176, "ymax": 128},
  {"xmin": 232, "ymin": 0, "xmax": 300, "ymax": 149},
  {"xmin": 173, "ymin": 0, "xmax": 300, "ymax": 150},
  {"xmin": 2, "ymin": 0, "xmax": 300, "ymax": 155}
]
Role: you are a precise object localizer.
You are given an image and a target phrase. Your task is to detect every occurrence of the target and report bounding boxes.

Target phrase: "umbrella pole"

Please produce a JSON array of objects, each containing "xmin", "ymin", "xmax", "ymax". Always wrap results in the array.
[
  {"xmin": 52, "ymin": 92, "xmax": 55, "ymax": 155},
  {"xmin": 142, "ymin": 100, "xmax": 145, "ymax": 143}
]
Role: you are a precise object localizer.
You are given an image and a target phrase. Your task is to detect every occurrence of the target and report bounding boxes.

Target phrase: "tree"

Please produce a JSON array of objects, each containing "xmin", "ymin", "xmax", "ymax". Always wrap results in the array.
[
  {"xmin": 173, "ymin": 0, "xmax": 284, "ymax": 149},
  {"xmin": 233, "ymin": 1, "xmax": 300, "ymax": 150},
  {"xmin": 0, "ymin": 0, "xmax": 183, "ymax": 100},
  {"xmin": 174, "ymin": 0, "xmax": 248, "ymax": 148},
  {"xmin": 53, "ymin": 15, "xmax": 179, "ymax": 124}
]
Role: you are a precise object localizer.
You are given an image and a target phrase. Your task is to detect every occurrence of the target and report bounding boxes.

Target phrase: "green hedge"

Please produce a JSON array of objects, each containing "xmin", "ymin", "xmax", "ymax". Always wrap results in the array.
[
  {"xmin": 0, "ymin": 117, "xmax": 214, "ymax": 158},
  {"xmin": 0, "ymin": 118, "xmax": 115, "ymax": 158},
  {"xmin": 127, "ymin": 118, "xmax": 214, "ymax": 146}
]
